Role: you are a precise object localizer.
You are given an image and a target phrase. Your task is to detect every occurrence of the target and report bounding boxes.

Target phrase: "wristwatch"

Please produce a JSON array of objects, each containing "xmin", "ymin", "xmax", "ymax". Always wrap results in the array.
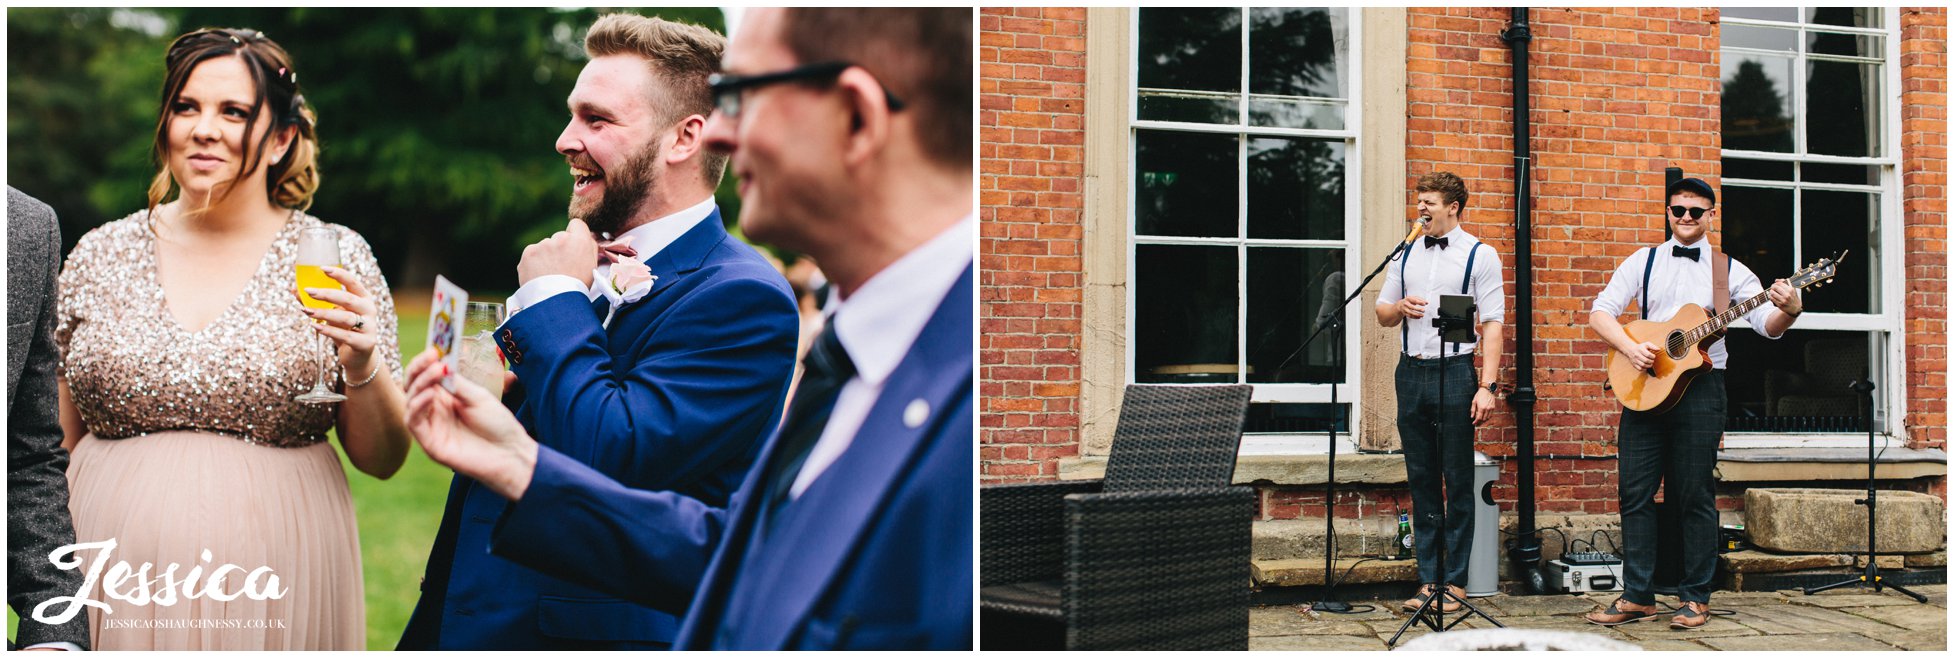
[{"xmin": 1482, "ymin": 381, "xmax": 1498, "ymax": 394}]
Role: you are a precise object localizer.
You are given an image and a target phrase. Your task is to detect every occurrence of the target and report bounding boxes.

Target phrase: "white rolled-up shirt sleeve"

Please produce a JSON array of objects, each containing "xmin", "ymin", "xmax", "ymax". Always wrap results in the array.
[
  {"xmin": 1471, "ymin": 247, "xmax": 1506, "ymax": 324},
  {"xmin": 1590, "ymin": 247, "xmax": 1648, "ymax": 319}
]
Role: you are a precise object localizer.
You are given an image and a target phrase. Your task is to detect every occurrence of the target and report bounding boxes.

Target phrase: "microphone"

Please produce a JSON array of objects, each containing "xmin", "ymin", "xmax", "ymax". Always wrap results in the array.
[{"xmin": 1402, "ymin": 216, "xmax": 1429, "ymax": 246}]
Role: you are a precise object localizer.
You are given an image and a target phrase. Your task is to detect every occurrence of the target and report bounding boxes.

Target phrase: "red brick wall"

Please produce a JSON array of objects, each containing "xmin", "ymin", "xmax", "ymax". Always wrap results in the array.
[
  {"xmin": 1900, "ymin": 7, "xmax": 1948, "ymax": 455},
  {"xmin": 979, "ymin": 7, "xmax": 1088, "ymax": 481}
]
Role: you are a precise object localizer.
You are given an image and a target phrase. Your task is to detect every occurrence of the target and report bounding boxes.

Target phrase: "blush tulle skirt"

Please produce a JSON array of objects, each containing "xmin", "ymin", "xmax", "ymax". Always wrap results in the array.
[{"xmin": 64, "ymin": 431, "xmax": 365, "ymax": 650}]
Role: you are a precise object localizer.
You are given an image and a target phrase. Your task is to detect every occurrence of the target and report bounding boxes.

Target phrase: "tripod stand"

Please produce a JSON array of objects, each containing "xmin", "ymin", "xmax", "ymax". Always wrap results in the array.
[
  {"xmin": 1387, "ymin": 303, "xmax": 1502, "ymax": 647},
  {"xmin": 1801, "ymin": 380, "xmax": 1927, "ymax": 603}
]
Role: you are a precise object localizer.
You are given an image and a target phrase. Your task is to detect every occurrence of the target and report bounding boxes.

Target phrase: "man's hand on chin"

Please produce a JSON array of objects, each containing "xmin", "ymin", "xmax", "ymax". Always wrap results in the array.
[
  {"xmin": 517, "ymin": 218, "xmax": 601, "ymax": 288},
  {"xmin": 402, "ymin": 351, "xmax": 539, "ymax": 501}
]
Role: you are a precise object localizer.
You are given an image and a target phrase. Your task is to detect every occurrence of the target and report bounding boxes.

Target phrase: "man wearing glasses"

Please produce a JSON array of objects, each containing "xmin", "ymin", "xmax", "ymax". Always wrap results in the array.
[
  {"xmin": 1585, "ymin": 178, "xmax": 1803, "ymax": 630},
  {"xmin": 400, "ymin": 14, "xmax": 801, "ymax": 650},
  {"xmin": 397, "ymin": 8, "xmax": 973, "ymax": 649}
]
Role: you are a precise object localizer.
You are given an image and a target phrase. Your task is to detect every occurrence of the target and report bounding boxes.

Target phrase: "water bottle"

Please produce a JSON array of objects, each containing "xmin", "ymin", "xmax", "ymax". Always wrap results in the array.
[{"xmin": 1396, "ymin": 512, "xmax": 1413, "ymax": 559}]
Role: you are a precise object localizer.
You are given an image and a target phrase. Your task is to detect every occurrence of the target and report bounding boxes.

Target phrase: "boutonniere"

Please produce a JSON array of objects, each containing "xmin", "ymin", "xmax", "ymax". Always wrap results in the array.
[
  {"xmin": 594, "ymin": 245, "xmax": 658, "ymax": 328},
  {"xmin": 608, "ymin": 256, "xmax": 658, "ymax": 300}
]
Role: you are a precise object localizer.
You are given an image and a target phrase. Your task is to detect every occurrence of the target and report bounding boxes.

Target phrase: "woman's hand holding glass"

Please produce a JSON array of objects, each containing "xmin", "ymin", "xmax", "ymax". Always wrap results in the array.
[{"xmin": 301, "ymin": 267, "xmax": 385, "ymax": 388}]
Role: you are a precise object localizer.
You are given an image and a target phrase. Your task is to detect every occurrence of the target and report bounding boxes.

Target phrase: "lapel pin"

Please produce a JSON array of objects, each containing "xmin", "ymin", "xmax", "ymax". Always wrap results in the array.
[{"xmin": 904, "ymin": 399, "xmax": 930, "ymax": 428}]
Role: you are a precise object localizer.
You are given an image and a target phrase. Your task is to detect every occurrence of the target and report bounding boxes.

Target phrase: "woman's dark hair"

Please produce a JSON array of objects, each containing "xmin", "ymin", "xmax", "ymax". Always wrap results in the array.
[{"xmin": 147, "ymin": 27, "xmax": 319, "ymax": 216}]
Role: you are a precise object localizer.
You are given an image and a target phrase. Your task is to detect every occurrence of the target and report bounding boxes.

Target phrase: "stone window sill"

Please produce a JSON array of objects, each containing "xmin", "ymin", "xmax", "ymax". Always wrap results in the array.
[{"xmin": 1055, "ymin": 447, "xmax": 1947, "ymax": 486}]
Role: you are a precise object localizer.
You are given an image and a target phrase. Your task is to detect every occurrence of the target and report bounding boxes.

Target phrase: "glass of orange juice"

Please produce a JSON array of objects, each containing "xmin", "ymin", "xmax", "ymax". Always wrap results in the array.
[{"xmin": 295, "ymin": 227, "xmax": 346, "ymax": 404}]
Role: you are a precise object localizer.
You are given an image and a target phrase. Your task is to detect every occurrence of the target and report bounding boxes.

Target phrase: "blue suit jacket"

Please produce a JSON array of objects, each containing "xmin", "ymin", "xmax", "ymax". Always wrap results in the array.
[
  {"xmin": 488, "ymin": 263, "xmax": 974, "ymax": 649},
  {"xmin": 400, "ymin": 213, "xmax": 799, "ymax": 649}
]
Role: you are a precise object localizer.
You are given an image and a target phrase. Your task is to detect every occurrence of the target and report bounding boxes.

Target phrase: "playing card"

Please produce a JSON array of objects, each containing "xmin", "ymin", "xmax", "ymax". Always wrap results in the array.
[{"xmin": 427, "ymin": 275, "xmax": 469, "ymax": 391}]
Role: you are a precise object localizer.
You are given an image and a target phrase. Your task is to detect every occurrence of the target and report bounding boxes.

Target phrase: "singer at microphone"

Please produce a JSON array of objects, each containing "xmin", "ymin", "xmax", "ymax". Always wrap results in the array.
[
  {"xmin": 1401, "ymin": 215, "xmax": 1431, "ymax": 247},
  {"xmin": 1371, "ymin": 172, "xmax": 1507, "ymax": 611}
]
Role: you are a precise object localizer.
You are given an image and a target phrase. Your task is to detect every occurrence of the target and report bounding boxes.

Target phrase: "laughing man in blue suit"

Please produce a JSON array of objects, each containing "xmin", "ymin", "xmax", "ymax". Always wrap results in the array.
[
  {"xmin": 401, "ymin": 8, "xmax": 973, "ymax": 650},
  {"xmin": 398, "ymin": 14, "xmax": 799, "ymax": 650}
]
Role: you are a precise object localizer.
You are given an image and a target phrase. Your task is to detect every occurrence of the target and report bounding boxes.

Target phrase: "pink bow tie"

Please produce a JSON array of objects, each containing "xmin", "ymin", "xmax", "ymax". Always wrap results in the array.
[{"xmin": 598, "ymin": 239, "xmax": 639, "ymax": 265}]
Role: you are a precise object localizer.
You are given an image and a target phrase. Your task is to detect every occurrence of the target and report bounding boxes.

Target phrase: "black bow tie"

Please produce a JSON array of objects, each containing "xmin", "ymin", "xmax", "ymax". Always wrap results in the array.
[
  {"xmin": 1423, "ymin": 236, "xmax": 1449, "ymax": 250},
  {"xmin": 1672, "ymin": 245, "xmax": 1700, "ymax": 261}
]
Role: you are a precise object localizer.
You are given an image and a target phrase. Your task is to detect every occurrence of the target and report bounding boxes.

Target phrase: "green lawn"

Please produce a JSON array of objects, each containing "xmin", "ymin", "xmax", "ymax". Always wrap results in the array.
[{"xmin": 10, "ymin": 295, "xmax": 496, "ymax": 650}]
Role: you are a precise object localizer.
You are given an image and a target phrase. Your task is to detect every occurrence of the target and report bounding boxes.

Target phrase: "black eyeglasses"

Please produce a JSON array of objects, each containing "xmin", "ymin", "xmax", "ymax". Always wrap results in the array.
[
  {"xmin": 1669, "ymin": 205, "xmax": 1710, "ymax": 219},
  {"xmin": 707, "ymin": 61, "xmax": 905, "ymax": 119}
]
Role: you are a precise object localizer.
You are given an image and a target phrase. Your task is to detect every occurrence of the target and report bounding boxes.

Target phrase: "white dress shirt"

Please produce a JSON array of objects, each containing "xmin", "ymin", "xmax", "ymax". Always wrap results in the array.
[
  {"xmin": 1591, "ymin": 237, "xmax": 1787, "ymax": 369},
  {"xmin": 789, "ymin": 215, "xmax": 974, "ymax": 498},
  {"xmin": 506, "ymin": 196, "xmax": 719, "ymax": 315},
  {"xmin": 1376, "ymin": 226, "xmax": 1507, "ymax": 358}
]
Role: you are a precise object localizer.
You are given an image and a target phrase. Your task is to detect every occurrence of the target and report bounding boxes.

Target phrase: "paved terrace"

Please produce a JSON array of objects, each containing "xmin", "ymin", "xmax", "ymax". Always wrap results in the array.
[{"xmin": 1251, "ymin": 585, "xmax": 1948, "ymax": 651}]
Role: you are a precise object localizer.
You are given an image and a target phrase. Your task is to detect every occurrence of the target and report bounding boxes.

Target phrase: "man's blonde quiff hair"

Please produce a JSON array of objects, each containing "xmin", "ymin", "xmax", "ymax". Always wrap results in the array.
[{"xmin": 583, "ymin": 13, "xmax": 728, "ymax": 186}]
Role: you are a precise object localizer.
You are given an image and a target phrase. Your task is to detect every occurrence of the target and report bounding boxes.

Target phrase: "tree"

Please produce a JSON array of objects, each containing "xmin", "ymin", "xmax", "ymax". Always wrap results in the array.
[
  {"xmin": 8, "ymin": 8, "xmax": 738, "ymax": 291},
  {"xmin": 1721, "ymin": 58, "xmax": 1792, "ymax": 153}
]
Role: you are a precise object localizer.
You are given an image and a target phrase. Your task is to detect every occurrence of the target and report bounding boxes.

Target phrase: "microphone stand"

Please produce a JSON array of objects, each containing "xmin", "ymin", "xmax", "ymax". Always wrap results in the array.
[
  {"xmin": 1801, "ymin": 380, "xmax": 1927, "ymax": 603},
  {"xmin": 1273, "ymin": 220, "xmax": 1427, "ymax": 614}
]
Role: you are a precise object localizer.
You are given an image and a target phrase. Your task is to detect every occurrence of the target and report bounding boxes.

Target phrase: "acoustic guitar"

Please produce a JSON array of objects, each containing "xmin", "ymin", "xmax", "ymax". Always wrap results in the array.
[{"xmin": 1605, "ymin": 251, "xmax": 1846, "ymax": 413}]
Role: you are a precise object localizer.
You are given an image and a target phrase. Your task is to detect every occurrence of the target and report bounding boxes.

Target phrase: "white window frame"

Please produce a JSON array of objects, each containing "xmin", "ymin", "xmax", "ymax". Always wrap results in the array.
[
  {"xmin": 1125, "ymin": 8, "xmax": 1362, "ymax": 453},
  {"xmin": 1719, "ymin": 7, "xmax": 1902, "ymax": 450}
]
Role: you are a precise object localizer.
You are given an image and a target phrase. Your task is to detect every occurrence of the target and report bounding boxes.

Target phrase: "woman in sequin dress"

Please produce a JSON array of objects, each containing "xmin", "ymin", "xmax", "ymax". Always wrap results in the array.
[{"xmin": 53, "ymin": 29, "xmax": 410, "ymax": 650}]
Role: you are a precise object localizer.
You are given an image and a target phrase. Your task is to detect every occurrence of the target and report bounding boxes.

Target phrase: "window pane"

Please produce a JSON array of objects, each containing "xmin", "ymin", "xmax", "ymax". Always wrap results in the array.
[
  {"xmin": 1806, "ymin": 60, "xmax": 1881, "ymax": 157},
  {"xmin": 1807, "ymin": 32, "xmax": 1882, "ymax": 58},
  {"xmin": 1723, "ymin": 24, "xmax": 1797, "ymax": 53},
  {"xmin": 1138, "ymin": 91, "xmax": 1239, "ymax": 125},
  {"xmin": 1137, "ymin": 8, "xmax": 1240, "ymax": 124},
  {"xmin": 1805, "ymin": 6, "xmax": 1882, "ymax": 29},
  {"xmin": 1135, "ymin": 245, "xmax": 1238, "ymax": 383},
  {"xmin": 1136, "ymin": 130, "xmax": 1237, "ymax": 238},
  {"xmin": 1248, "ymin": 7, "xmax": 1349, "ymax": 130},
  {"xmin": 1802, "ymin": 162, "xmax": 1878, "ymax": 186},
  {"xmin": 1724, "ymin": 157, "xmax": 1793, "ymax": 181},
  {"xmin": 1245, "ymin": 402, "xmax": 1348, "ymax": 434},
  {"xmin": 1726, "ymin": 329, "xmax": 1882, "ymax": 432},
  {"xmin": 1722, "ymin": 7, "xmax": 1799, "ymax": 23},
  {"xmin": 1721, "ymin": 185, "xmax": 1795, "ymax": 281},
  {"xmin": 1721, "ymin": 54, "xmax": 1794, "ymax": 153},
  {"xmin": 1248, "ymin": 137, "xmax": 1346, "ymax": 240},
  {"xmin": 1799, "ymin": 189, "xmax": 1877, "ymax": 314},
  {"xmin": 1246, "ymin": 247, "xmax": 1344, "ymax": 384}
]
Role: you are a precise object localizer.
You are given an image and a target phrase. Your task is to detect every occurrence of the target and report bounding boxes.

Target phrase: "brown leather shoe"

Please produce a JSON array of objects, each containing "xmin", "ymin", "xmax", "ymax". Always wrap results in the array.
[
  {"xmin": 1585, "ymin": 598, "xmax": 1659, "ymax": 626},
  {"xmin": 1670, "ymin": 601, "xmax": 1710, "ymax": 630},
  {"xmin": 1442, "ymin": 584, "xmax": 1466, "ymax": 613},
  {"xmin": 1400, "ymin": 584, "xmax": 1436, "ymax": 613},
  {"xmin": 1400, "ymin": 584, "xmax": 1465, "ymax": 614}
]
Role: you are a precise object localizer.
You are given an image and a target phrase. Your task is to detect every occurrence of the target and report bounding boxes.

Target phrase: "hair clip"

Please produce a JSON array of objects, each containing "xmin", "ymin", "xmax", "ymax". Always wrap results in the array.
[{"xmin": 230, "ymin": 34, "xmax": 242, "ymax": 45}]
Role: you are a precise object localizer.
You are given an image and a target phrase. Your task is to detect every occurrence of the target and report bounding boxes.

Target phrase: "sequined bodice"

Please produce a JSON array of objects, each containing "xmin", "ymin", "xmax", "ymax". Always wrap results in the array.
[{"xmin": 56, "ymin": 210, "xmax": 402, "ymax": 448}]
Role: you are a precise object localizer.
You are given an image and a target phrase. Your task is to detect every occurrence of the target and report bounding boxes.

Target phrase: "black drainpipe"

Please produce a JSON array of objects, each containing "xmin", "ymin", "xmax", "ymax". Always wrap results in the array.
[{"xmin": 1499, "ymin": 8, "xmax": 1543, "ymax": 584}]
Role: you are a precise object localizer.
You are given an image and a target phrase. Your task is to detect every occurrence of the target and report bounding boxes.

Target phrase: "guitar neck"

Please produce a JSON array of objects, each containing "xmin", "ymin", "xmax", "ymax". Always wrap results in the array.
[{"xmin": 1684, "ymin": 290, "xmax": 1775, "ymax": 346}]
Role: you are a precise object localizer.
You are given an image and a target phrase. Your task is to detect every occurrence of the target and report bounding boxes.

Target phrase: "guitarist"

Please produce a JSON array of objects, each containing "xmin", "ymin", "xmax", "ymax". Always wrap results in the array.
[
  {"xmin": 1375, "ymin": 171, "xmax": 1506, "ymax": 614},
  {"xmin": 1584, "ymin": 177, "xmax": 1803, "ymax": 630}
]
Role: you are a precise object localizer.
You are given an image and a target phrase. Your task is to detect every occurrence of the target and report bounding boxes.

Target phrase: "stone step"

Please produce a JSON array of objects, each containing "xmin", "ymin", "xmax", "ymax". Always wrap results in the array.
[
  {"xmin": 1722, "ymin": 550, "xmax": 1903, "ymax": 574},
  {"xmin": 1744, "ymin": 487, "xmax": 1945, "ymax": 554},
  {"xmin": 1252, "ymin": 557, "xmax": 1420, "ymax": 588}
]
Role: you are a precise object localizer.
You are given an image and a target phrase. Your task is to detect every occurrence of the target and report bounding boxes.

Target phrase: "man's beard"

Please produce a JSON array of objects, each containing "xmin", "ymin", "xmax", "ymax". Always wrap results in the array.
[{"xmin": 571, "ymin": 139, "xmax": 660, "ymax": 237}]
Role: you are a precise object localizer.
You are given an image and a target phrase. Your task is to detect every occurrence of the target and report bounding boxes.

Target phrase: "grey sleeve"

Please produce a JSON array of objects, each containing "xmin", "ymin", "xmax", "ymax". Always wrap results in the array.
[{"xmin": 7, "ymin": 189, "xmax": 92, "ymax": 648}]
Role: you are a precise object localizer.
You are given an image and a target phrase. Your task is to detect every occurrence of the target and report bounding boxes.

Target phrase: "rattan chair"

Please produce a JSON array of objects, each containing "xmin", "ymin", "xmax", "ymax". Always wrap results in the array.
[{"xmin": 980, "ymin": 384, "xmax": 1255, "ymax": 650}]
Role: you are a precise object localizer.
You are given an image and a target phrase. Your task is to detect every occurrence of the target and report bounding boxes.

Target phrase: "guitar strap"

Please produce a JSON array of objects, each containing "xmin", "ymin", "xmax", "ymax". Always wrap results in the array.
[{"xmin": 1711, "ymin": 246, "xmax": 1729, "ymax": 336}]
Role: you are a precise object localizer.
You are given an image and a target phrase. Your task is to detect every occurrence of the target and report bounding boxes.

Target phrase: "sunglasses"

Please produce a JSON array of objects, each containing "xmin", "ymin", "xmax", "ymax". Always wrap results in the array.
[
  {"xmin": 707, "ymin": 61, "xmax": 905, "ymax": 119},
  {"xmin": 1668, "ymin": 205, "xmax": 1710, "ymax": 219}
]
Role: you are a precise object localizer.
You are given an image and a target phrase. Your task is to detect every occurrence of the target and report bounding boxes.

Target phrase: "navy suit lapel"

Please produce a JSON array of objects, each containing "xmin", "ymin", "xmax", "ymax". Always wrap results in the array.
[
  {"xmin": 735, "ymin": 265, "xmax": 974, "ymax": 648},
  {"xmin": 630, "ymin": 209, "xmax": 726, "ymax": 310}
]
